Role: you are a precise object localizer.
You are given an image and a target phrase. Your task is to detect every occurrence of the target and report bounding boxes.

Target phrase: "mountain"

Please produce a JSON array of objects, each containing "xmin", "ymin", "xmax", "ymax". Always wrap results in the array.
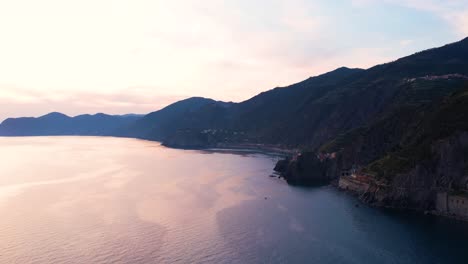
[
  {"xmin": 117, "ymin": 97, "xmax": 234, "ymax": 145},
  {"xmin": 2, "ymin": 37, "xmax": 468, "ymax": 219},
  {"xmin": 307, "ymin": 87, "xmax": 468, "ymax": 216},
  {"xmin": 138, "ymin": 37, "xmax": 468, "ymax": 151},
  {"xmin": 9, "ymin": 37, "xmax": 468, "ymax": 148},
  {"xmin": 122, "ymin": 36, "xmax": 468, "ymax": 219},
  {"xmin": 273, "ymin": 37, "xmax": 468, "ymax": 180},
  {"xmin": 120, "ymin": 67, "xmax": 366, "ymax": 149},
  {"xmin": 4, "ymin": 37, "xmax": 468, "ymax": 149},
  {"xmin": 0, "ymin": 113, "xmax": 141, "ymax": 136},
  {"xmin": 270, "ymin": 38, "xmax": 468, "ymax": 219}
]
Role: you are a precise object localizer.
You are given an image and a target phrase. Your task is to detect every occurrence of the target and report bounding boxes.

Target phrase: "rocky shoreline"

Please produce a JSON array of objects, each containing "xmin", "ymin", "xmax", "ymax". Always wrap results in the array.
[{"xmin": 274, "ymin": 132, "xmax": 468, "ymax": 222}]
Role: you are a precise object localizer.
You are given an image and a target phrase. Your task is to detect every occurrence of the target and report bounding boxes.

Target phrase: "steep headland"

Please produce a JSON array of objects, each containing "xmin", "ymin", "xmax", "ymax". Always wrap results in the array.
[{"xmin": 276, "ymin": 88, "xmax": 468, "ymax": 217}]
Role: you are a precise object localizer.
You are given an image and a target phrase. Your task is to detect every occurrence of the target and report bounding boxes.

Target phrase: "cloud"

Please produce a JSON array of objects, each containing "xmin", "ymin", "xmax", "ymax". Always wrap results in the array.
[
  {"xmin": 450, "ymin": 10, "xmax": 468, "ymax": 36},
  {"xmin": 352, "ymin": 0, "xmax": 468, "ymax": 37},
  {"xmin": 399, "ymin": 39, "xmax": 414, "ymax": 47},
  {"xmin": 397, "ymin": 0, "xmax": 468, "ymax": 37}
]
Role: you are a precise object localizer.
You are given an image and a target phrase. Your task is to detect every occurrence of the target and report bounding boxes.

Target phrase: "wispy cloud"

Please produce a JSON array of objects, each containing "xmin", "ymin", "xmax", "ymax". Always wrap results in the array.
[
  {"xmin": 352, "ymin": 0, "xmax": 468, "ymax": 37},
  {"xmin": 398, "ymin": 0, "xmax": 468, "ymax": 36}
]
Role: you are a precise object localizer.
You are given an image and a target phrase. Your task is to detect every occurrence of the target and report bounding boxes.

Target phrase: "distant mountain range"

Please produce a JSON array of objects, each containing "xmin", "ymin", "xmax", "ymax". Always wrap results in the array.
[
  {"xmin": 0, "ymin": 112, "xmax": 142, "ymax": 136},
  {"xmin": 1, "ymin": 37, "xmax": 468, "ymax": 219}
]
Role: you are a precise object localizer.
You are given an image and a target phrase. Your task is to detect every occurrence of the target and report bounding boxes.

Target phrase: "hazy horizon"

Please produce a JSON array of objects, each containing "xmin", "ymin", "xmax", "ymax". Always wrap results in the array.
[{"xmin": 1, "ymin": 0, "xmax": 467, "ymax": 121}]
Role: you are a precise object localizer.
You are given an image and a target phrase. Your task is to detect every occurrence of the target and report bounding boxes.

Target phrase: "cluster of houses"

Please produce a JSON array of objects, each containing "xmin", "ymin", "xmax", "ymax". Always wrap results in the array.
[
  {"xmin": 316, "ymin": 152, "xmax": 336, "ymax": 162},
  {"xmin": 340, "ymin": 165, "xmax": 371, "ymax": 180},
  {"xmin": 406, "ymin": 74, "xmax": 468, "ymax": 83}
]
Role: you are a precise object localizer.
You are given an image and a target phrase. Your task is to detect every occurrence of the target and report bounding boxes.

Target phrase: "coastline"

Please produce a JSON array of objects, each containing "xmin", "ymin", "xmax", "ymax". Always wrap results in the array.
[
  {"xmin": 0, "ymin": 134, "xmax": 296, "ymax": 157},
  {"xmin": 162, "ymin": 141, "xmax": 298, "ymax": 157}
]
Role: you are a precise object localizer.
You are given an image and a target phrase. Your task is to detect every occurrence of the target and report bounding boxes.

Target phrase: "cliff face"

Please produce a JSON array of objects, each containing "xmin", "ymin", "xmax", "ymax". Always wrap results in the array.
[
  {"xmin": 274, "ymin": 152, "xmax": 339, "ymax": 185},
  {"xmin": 275, "ymin": 86, "xmax": 468, "ymax": 220},
  {"xmin": 340, "ymin": 132, "xmax": 468, "ymax": 213}
]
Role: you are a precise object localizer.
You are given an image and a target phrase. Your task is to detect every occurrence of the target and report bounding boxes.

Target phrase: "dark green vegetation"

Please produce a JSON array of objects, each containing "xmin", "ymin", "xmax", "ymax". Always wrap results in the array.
[
  {"xmin": 318, "ymin": 78, "xmax": 468, "ymax": 178},
  {"xmin": 365, "ymin": 88, "xmax": 468, "ymax": 180}
]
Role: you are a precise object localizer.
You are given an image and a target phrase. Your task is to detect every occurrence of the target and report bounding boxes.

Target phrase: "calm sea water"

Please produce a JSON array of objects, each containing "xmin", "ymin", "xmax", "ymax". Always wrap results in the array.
[{"xmin": 0, "ymin": 136, "xmax": 468, "ymax": 264}]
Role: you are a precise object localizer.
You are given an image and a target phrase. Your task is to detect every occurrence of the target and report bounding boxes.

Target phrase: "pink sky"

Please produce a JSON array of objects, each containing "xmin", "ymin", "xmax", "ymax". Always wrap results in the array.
[{"xmin": 0, "ymin": 0, "xmax": 467, "ymax": 121}]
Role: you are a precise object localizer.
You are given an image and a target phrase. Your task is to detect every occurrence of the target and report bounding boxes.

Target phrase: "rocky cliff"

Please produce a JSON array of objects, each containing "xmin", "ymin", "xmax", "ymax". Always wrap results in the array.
[
  {"xmin": 340, "ymin": 132, "xmax": 468, "ymax": 214},
  {"xmin": 273, "ymin": 152, "xmax": 339, "ymax": 185},
  {"xmin": 276, "ymin": 88, "xmax": 468, "ymax": 219}
]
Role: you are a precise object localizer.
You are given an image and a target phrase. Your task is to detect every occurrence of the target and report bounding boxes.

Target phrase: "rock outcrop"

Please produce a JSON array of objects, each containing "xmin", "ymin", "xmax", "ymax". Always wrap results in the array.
[
  {"xmin": 335, "ymin": 132, "xmax": 468, "ymax": 220},
  {"xmin": 276, "ymin": 88, "xmax": 468, "ymax": 220},
  {"xmin": 274, "ymin": 152, "xmax": 339, "ymax": 185}
]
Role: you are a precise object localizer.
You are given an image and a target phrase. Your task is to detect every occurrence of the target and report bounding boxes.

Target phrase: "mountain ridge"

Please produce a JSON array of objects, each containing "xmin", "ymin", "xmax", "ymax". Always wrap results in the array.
[{"xmin": 0, "ymin": 112, "xmax": 142, "ymax": 136}]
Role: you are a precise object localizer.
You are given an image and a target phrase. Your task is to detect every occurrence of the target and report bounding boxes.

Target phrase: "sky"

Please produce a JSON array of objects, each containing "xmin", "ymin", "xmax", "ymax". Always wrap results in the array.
[{"xmin": 0, "ymin": 0, "xmax": 467, "ymax": 121}]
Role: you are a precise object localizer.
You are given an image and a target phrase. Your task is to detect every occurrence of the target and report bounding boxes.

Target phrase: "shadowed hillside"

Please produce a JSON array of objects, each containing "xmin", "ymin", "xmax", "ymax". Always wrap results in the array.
[{"xmin": 132, "ymin": 37, "xmax": 468, "ymax": 150}]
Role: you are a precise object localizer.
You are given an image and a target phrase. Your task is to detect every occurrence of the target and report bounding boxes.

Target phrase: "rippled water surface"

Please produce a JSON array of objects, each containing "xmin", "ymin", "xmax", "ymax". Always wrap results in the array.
[{"xmin": 1, "ymin": 136, "xmax": 468, "ymax": 264}]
